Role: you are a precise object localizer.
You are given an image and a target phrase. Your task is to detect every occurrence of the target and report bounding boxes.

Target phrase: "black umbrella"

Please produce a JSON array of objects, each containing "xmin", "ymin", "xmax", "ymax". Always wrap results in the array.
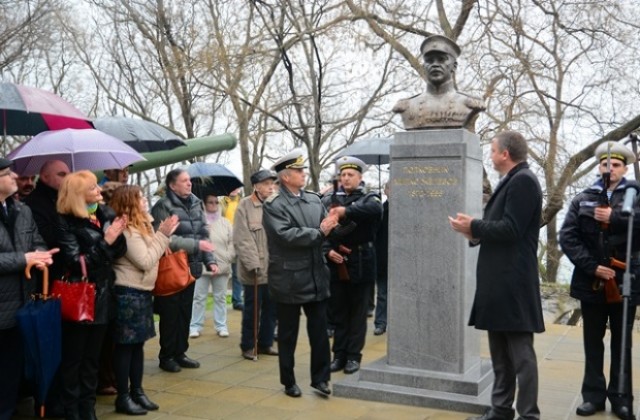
[
  {"xmin": 92, "ymin": 116, "xmax": 187, "ymax": 153},
  {"xmin": 16, "ymin": 263, "xmax": 61, "ymax": 418},
  {"xmin": 186, "ymin": 162, "xmax": 243, "ymax": 198}
]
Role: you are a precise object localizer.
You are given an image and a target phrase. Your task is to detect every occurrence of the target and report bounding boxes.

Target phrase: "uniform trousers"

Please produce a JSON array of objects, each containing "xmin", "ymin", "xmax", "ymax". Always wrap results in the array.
[
  {"xmin": 276, "ymin": 300, "xmax": 330, "ymax": 387},
  {"xmin": 0, "ymin": 327, "xmax": 23, "ymax": 420},
  {"xmin": 154, "ymin": 282, "xmax": 195, "ymax": 361},
  {"xmin": 487, "ymin": 330, "xmax": 540, "ymax": 420},
  {"xmin": 330, "ymin": 281, "xmax": 372, "ymax": 362},
  {"xmin": 580, "ymin": 301, "xmax": 636, "ymax": 407}
]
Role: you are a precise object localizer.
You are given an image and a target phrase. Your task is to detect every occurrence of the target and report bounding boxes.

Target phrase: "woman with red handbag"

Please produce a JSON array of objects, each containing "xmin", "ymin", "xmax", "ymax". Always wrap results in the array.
[
  {"xmin": 56, "ymin": 171, "xmax": 127, "ymax": 420},
  {"xmin": 110, "ymin": 185, "xmax": 178, "ymax": 415}
]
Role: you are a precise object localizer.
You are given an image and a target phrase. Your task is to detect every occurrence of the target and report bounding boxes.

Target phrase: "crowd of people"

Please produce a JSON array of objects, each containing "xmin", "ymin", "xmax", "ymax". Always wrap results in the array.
[
  {"xmin": 3, "ymin": 129, "xmax": 640, "ymax": 420},
  {"xmin": 0, "ymin": 150, "xmax": 391, "ymax": 419}
]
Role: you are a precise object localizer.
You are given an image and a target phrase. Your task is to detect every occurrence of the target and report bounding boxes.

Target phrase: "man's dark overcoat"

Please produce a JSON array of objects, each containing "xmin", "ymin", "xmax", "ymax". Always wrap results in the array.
[
  {"xmin": 469, "ymin": 162, "xmax": 545, "ymax": 333},
  {"xmin": 262, "ymin": 187, "xmax": 330, "ymax": 304}
]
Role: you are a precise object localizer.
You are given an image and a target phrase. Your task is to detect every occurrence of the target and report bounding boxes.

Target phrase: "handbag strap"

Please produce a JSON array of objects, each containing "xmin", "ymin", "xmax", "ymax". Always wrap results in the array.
[{"xmin": 79, "ymin": 254, "xmax": 88, "ymax": 280}]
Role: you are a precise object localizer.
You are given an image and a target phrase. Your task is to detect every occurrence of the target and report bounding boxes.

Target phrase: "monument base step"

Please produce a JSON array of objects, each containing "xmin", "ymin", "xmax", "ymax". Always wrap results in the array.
[{"xmin": 333, "ymin": 357, "xmax": 492, "ymax": 414}]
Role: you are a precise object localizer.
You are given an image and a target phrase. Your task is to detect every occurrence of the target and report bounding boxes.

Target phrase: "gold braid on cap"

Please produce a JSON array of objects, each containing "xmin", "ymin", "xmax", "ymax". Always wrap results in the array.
[
  {"xmin": 339, "ymin": 163, "xmax": 362, "ymax": 172},
  {"xmin": 599, "ymin": 153, "xmax": 626, "ymax": 163},
  {"xmin": 286, "ymin": 155, "xmax": 304, "ymax": 168}
]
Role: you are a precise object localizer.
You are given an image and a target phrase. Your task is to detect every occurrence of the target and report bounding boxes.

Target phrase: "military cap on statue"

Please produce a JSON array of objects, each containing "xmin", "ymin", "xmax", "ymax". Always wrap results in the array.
[
  {"xmin": 0, "ymin": 157, "xmax": 12, "ymax": 171},
  {"xmin": 336, "ymin": 156, "xmax": 368, "ymax": 173},
  {"xmin": 250, "ymin": 169, "xmax": 277, "ymax": 185},
  {"xmin": 594, "ymin": 141, "xmax": 636, "ymax": 165},
  {"xmin": 272, "ymin": 148, "xmax": 308, "ymax": 172},
  {"xmin": 420, "ymin": 34, "xmax": 461, "ymax": 59}
]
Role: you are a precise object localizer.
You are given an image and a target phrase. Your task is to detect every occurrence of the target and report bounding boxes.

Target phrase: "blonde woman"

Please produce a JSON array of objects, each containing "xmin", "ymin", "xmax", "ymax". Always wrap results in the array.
[
  {"xmin": 110, "ymin": 185, "xmax": 178, "ymax": 415},
  {"xmin": 56, "ymin": 170, "xmax": 127, "ymax": 420}
]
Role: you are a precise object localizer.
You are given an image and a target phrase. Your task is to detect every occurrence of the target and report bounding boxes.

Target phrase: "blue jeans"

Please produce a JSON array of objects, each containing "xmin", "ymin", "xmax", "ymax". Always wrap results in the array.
[
  {"xmin": 240, "ymin": 284, "xmax": 276, "ymax": 351},
  {"xmin": 190, "ymin": 273, "xmax": 229, "ymax": 333},
  {"xmin": 231, "ymin": 263, "xmax": 243, "ymax": 307}
]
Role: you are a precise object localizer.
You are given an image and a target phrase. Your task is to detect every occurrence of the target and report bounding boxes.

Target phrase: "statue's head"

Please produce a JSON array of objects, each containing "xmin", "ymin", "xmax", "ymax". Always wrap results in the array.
[{"xmin": 420, "ymin": 35, "xmax": 460, "ymax": 86}]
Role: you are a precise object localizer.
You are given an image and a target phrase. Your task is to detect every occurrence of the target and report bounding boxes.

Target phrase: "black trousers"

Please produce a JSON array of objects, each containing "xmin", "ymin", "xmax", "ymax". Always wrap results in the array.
[
  {"xmin": 60, "ymin": 322, "xmax": 108, "ymax": 418},
  {"xmin": 0, "ymin": 327, "xmax": 23, "ymax": 420},
  {"xmin": 276, "ymin": 300, "xmax": 330, "ymax": 387},
  {"xmin": 154, "ymin": 282, "xmax": 195, "ymax": 361},
  {"xmin": 580, "ymin": 301, "xmax": 636, "ymax": 407},
  {"xmin": 330, "ymin": 281, "xmax": 371, "ymax": 362}
]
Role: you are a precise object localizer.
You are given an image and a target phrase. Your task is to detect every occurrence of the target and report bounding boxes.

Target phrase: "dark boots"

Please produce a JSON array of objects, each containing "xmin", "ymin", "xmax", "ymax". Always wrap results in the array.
[
  {"xmin": 115, "ymin": 393, "xmax": 147, "ymax": 416},
  {"xmin": 130, "ymin": 388, "xmax": 159, "ymax": 411}
]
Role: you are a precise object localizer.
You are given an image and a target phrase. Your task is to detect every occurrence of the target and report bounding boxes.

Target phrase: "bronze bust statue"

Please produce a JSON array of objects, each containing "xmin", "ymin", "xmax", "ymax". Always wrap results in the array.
[{"xmin": 393, "ymin": 35, "xmax": 485, "ymax": 131}]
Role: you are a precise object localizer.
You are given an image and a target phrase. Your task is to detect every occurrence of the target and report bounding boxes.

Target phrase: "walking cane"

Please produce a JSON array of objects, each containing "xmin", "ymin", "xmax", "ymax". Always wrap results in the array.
[{"xmin": 252, "ymin": 269, "xmax": 259, "ymax": 361}]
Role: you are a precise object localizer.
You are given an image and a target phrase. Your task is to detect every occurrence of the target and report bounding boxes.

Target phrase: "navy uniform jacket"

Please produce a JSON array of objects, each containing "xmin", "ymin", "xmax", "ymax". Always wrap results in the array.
[
  {"xmin": 263, "ymin": 187, "xmax": 330, "ymax": 304},
  {"xmin": 560, "ymin": 177, "xmax": 640, "ymax": 304},
  {"xmin": 321, "ymin": 185, "xmax": 382, "ymax": 284}
]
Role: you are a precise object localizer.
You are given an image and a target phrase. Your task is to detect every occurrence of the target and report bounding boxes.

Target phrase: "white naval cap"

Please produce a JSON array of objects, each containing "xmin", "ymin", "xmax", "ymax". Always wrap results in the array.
[
  {"xmin": 336, "ymin": 156, "xmax": 368, "ymax": 173},
  {"xmin": 594, "ymin": 141, "xmax": 636, "ymax": 165},
  {"xmin": 271, "ymin": 148, "xmax": 308, "ymax": 172}
]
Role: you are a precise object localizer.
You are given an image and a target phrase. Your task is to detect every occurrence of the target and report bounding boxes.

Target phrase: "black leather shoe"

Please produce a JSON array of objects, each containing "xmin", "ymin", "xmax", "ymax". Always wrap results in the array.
[
  {"xmin": 576, "ymin": 401, "xmax": 605, "ymax": 416},
  {"xmin": 115, "ymin": 394, "xmax": 147, "ymax": 415},
  {"xmin": 258, "ymin": 346, "xmax": 279, "ymax": 356},
  {"xmin": 311, "ymin": 381, "xmax": 331, "ymax": 395},
  {"xmin": 343, "ymin": 360, "xmax": 360, "ymax": 374},
  {"xmin": 373, "ymin": 327, "xmax": 386, "ymax": 336},
  {"xmin": 284, "ymin": 384, "xmax": 302, "ymax": 398},
  {"xmin": 131, "ymin": 388, "xmax": 159, "ymax": 411},
  {"xmin": 159, "ymin": 358, "xmax": 181, "ymax": 372},
  {"xmin": 330, "ymin": 358, "xmax": 345, "ymax": 372},
  {"xmin": 612, "ymin": 404, "xmax": 633, "ymax": 420},
  {"xmin": 176, "ymin": 354, "xmax": 200, "ymax": 368}
]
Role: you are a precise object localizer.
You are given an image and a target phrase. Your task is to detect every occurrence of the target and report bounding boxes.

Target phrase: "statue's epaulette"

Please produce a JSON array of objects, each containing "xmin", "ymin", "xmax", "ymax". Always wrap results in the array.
[
  {"xmin": 304, "ymin": 190, "xmax": 322, "ymax": 198},
  {"xmin": 460, "ymin": 92, "xmax": 486, "ymax": 110},
  {"xmin": 265, "ymin": 192, "xmax": 280, "ymax": 204}
]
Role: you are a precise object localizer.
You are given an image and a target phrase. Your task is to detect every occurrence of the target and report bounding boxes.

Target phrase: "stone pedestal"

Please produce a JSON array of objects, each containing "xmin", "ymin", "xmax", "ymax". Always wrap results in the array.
[{"xmin": 334, "ymin": 129, "xmax": 492, "ymax": 413}]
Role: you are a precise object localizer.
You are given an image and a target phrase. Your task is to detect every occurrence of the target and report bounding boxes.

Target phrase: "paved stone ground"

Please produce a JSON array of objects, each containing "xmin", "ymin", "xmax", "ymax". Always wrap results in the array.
[{"xmin": 14, "ymin": 304, "xmax": 640, "ymax": 419}]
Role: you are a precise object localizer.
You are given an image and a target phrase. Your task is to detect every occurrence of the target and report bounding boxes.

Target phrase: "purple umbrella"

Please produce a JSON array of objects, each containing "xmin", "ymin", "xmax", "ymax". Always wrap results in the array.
[
  {"xmin": 7, "ymin": 128, "xmax": 146, "ymax": 176},
  {"xmin": 0, "ymin": 82, "xmax": 92, "ymax": 136}
]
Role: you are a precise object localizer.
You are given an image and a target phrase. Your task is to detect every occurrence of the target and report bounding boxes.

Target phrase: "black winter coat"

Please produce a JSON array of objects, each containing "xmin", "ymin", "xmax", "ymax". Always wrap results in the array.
[
  {"xmin": 469, "ymin": 162, "xmax": 545, "ymax": 333},
  {"xmin": 559, "ymin": 178, "xmax": 640, "ymax": 304},
  {"xmin": 150, "ymin": 190, "xmax": 216, "ymax": 279},
  {"xmin": 0, "ymin": 198, "xmax": 47, "ymax": 329},
  {"xmin": 24, "ymin": 181, "xmax": 64, "ymax": 280},
  {"xmin": 263, "ymin": 187, "xmax": 330, "ymax": 304},
  {"xmin": 57, "ymin": 205, "xmax": 127, "ymax": 324}
]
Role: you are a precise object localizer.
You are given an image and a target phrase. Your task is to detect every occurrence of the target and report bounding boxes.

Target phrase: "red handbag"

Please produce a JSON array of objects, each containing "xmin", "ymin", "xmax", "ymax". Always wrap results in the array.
[{"xmin": 51, "ymin": 255, "xmax": 96, "ymax": 322}]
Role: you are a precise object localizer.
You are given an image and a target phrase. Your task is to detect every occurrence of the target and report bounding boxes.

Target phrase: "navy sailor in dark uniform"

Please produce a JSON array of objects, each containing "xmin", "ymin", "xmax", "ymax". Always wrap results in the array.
[{"xmin": 322, "ymin": 156, "xmax": 382, "ymax": 375}]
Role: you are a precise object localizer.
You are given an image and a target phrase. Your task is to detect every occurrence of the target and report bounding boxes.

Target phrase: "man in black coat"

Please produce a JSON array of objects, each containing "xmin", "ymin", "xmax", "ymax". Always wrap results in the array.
[
  {"xmin": 262, "ymin": 149, "xmax": 338, "ymax": 398},
  {"xmin": 322, "ymin": 156, "xmax": 382, "ymax": 375},
  {"xmin": 449, "ymin": 130, "xmax": 544, "ymax": 420},
  {"xmin": 560, "ymin": 141, "xmax": 640, "ymax": 420},
  {"xmin": 0, "ymin": 157, "xmax": 58, "ymax": 419}
]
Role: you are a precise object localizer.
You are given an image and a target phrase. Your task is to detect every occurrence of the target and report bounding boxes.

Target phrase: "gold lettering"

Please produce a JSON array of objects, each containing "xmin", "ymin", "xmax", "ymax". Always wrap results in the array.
[{"xmin": 403, "ymin": 166, "xmax": 449, "ymax": 174}]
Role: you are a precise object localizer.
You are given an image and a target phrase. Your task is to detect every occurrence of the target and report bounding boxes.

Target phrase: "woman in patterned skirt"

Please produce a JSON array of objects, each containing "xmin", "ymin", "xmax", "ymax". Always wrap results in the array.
[{"xmin": 110, "ymin": 185, "xmax": 178, "ymax": 415}]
